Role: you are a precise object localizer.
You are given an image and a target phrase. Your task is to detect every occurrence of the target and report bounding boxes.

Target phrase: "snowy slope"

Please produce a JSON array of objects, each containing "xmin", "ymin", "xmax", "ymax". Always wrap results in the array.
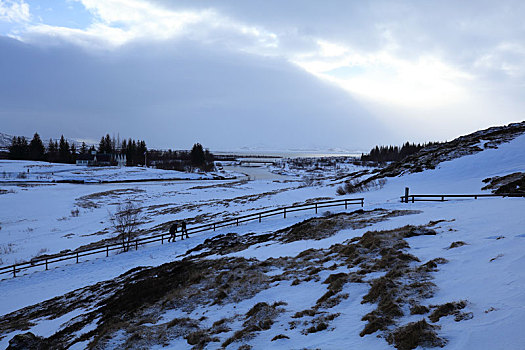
[{"xmin": 0, "ymin": 127, "xmax": 524, "ymax": 349}]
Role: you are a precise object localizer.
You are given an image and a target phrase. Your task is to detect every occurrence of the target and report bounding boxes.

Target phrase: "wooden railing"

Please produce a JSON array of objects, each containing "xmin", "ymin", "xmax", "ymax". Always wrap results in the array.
[
  {"xmin": 0, "ymin": 197, "xmax": 364, "ymax": 279},
  {"xmin": 400, "ymin": 193, "xmax": 524, "ymax": 203}
]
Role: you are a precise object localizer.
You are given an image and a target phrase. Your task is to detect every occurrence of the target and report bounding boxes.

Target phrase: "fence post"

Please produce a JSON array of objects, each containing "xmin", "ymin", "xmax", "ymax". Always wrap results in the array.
[
  {"xmin": 161, "ymin": 235, "xmax": 164, "ymax": 244},
  {"xmin": 259, "ymin": 213, "xmax": 261, "ymax": 223},
  {"xmin": 135, "ymin": 240, "xmax": 138, "ymax": 250},
  {"xmin": 345, "ymin": 199, "xmax": 348, "ymax": 209},
  {"xmin": 13, "ymin": 264, "xmax": 16, "ymax": 278},
  {"xmin": 441, "ymin": 196, "xmax": 444, "ymax": 201},
  {"xmin": 361, "ymin": 198, "xmax": 364, "ymax": 207},
  {"xmin": 236, "ymin": 218, "xmax": 239, "ymax": 226},
  {"xmin": 404, "ymin": 187, "xmax": 409, "ymax": 203},
  {"xmin": 106, "ymin": 245, "xmax": 109, "ymax": 257},
  {"xmin": 315, "ymin": 203, "xmax": 318, "ymax": 214},
  {"xmin": 76, "ymin": 252, "xmax": 79, "ymax": 263},
  {"xmin": 412, "ymin": 196, "xmax": 415, "ymax": 203},
  {"xmin": 214, "ymin": 223, "xmax": 216, "ymax": 231},
  {"xmin": 45, "ymin": 259, "xmax": 48, "ymax": 270},
  {"xmin": 284, "ymin": 208, "xmax": 286, "ymax": 218}
]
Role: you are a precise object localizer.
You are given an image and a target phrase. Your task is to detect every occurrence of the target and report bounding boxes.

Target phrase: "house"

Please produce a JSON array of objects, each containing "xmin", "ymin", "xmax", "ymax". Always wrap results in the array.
[
  {"xmin": 76, "ymin": 153, "xmax": 95, "ymax": 166},
  {"xmin": 76, "ymin": 151, "xmax": 127, "ymax": 167}
]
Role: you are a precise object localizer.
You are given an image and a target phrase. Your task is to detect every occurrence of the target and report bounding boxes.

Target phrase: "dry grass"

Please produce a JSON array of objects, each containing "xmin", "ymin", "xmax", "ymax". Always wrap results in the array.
[
  {"xmin": 2, "ymin": 212, "xmax": 454, "ymax": 349},
  {"xmin": 221, "ymin": 301, "xmax": 286, "ymax": 348},
  {"xmin": 428, "ymin": 301, "xmax": 467, "ymax": 323},
  {"xmin": 448, "ymin": 241, "xmax": 467, "ymax": 249},
  {"xmin": 386, "ymin": 320, "xmax": 446, "ymax": 350},
  {"xmin": 271, "ymin": 334, "xmax": 290, "ymax": 341}
]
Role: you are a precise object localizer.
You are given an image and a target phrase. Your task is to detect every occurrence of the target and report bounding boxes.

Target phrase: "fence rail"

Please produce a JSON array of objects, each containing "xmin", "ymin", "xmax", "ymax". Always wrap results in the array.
[
  {"xmin": 0, "ymin": 197, "xmax": 364, "ymax": 279},
  {"xmin": 400, "ymin": 193, "xmax": 525, "ymax": 203}
]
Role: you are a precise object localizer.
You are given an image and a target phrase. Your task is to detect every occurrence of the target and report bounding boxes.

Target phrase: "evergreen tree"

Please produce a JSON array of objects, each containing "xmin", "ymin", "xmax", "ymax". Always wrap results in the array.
[
  {"xmin": 28, "ymin": 133, "xmax": 45, "ymax": 161},
  {"xmin": 80, "ymin": 142, "xmax": 87, "ymax": 155},
  {"xmin": 137, "ymin": 140, "xmax": 147, "ymax": 165},
  {"xmin": 58, "ymin": 135, "xmax": 71, "ymax": 163},
  {"xmin": 8, "ymin": 136, "xmax": 29, "ymax": 160},
  {"xmin": 47, "ymin": 139, "xmax": 57, "ymax": 162},
  {"xmin": 98, "ymin": 136, "xmax": 105, "ymax": 153},
  {"xmin": 105, "ymin": 134, "xmax": 113, "ymax": 153},
  {"xmin": 70, "ymin": 143, "xmax": 77, "ymax": 162},
  {"xmin": 190, "ymin": 143, "xmax": 205, "ymax": 168},
  {"xmin": 98, "ymin": 134, "xmax": 113, "ymax": 154}
]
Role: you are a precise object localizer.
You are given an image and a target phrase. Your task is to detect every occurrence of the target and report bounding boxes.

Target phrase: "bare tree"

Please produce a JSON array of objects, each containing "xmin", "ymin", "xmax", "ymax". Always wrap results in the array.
[{"xmin": 110, "ymin": 201, "xmax": 143, "ymax": 252}]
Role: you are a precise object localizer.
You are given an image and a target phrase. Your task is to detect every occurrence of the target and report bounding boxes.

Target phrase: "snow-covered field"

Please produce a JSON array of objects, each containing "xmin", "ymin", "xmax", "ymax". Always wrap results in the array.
[
  {"xmin": 0, "ymin": 133, "xmax": 524, "ymax": 349},
  {"xmin": 0, "ymin": 160, "xmax": 240, "ymax": 183}
]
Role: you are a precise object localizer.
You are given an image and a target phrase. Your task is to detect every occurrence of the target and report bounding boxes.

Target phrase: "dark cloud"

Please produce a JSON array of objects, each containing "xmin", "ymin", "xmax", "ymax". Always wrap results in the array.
[{"xmin": 0, "ymin": 36, "xmax": 388, "ymax": 150}]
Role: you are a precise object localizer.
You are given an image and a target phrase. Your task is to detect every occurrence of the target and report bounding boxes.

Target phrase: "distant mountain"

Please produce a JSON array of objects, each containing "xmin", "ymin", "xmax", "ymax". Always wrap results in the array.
[
  {"xmin": 0, "ymin": 132, "xmax": 91, "ymax": 151},
  {"xmin": 0, "ymin": 132, "xmax": 14, "ymax": 150}
]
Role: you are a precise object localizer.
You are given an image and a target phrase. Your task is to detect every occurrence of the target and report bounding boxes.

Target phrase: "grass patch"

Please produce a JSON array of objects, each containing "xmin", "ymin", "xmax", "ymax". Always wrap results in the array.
[
  {"xmin": 429, "ymin": 300, "xmax": 467, "ymax": 323},
  {"xmin": 387, "ymin": 319, "xmax": 446, "ymax": 350}
]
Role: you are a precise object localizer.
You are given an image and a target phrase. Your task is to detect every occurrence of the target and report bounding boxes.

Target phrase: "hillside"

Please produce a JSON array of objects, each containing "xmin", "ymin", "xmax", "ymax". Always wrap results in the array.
[
  {"xmin": 367, "ymin": 121, "xmax": 525, "ymax": 180},
  {"xmin": 0, "ymin": 123, "xmax": 524, "ymax": 349}
]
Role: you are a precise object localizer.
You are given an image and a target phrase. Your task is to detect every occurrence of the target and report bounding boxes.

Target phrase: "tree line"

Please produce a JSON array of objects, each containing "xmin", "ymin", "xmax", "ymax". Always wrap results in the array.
[
  {"xmin": 147, "ymin": 143, "xmax": 214, "ymax": 171},
  {"xmin": 8, "ymin": 133, "xmax": 148, "ymax": 165},
  {"xmin": 360, "ymin": 141, "xmax": 437, "ymax": 163},
  {"xmin": 7, "ymin": 132, "xmax": 214, "ymax": 170},
  {"xmin": 9, "ymin": 133, "xmax": 82, "ymax": 164}
]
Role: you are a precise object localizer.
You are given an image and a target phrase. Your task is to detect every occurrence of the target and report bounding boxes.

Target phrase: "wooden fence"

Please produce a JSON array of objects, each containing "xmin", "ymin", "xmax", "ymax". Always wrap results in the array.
[
  {"xmin": 0, "ymin": 197, "xmax": 364, "ymax": 279},
  {"xmin": 400, "ymin": 193, "xmax": 524, "ymax": 203}
]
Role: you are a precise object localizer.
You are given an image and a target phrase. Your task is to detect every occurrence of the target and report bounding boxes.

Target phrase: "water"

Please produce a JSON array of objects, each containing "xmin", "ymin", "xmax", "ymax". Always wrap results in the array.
[{"xmin": 222, "ymin": 165, "xmax": 292, "ymax": 181}]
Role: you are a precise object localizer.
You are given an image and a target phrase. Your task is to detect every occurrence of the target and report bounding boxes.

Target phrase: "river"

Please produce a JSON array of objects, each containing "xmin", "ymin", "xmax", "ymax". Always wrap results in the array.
[{"xmin": 222, "ymin": 165, "xmax": 292, "ymax": 181}]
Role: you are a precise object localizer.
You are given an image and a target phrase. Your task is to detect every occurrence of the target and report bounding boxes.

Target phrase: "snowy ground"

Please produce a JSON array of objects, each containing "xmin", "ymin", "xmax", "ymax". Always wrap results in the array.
[
  {"xmin": 0, "ymin": 134, "xmax": 524, "ymax": 349},
  {"xmin": 0, "ymin": 160, "xmax": 239, "ymax": 183}
]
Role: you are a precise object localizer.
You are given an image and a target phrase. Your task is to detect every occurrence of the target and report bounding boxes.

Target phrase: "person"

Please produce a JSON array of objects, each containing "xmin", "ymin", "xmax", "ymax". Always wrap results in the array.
[
  {"xmin": 168, "ymin": 222, "xmax": 178, "ymax": 242},
  {"xmin": 181, "ymin": 220, "xmax": 189, "ymax": 239}
]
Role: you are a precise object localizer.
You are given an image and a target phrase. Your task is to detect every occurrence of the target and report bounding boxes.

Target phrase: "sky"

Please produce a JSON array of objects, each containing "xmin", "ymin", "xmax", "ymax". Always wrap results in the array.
[{"xmin": 0, "ymin": 0, "xmax": 524, "ymax": 151}]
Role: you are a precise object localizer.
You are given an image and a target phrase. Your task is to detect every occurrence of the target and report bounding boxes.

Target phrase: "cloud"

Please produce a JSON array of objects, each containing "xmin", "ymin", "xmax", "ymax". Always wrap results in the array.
[
  {"xmin": 0, "ymin": 0, "xmax": 30, "ymax": 23},
  {"xmin": 0, "ymin": 36, "xmax": 387, "ymax": 150},
  {"xmin": 22, "ymin": 0, "xmax": 277, "ymax": 51},
  {"xmin": 2, "ymin": 0, "xmax": 524, "ymax": 148}
]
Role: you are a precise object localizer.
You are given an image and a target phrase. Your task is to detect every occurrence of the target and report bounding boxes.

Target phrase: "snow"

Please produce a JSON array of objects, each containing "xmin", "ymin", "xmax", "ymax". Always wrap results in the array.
[
  {"xmin": 0, "ymin": 160, "xmax": 241, "ymax": 183},
  {"xmin": 0, "ymin": 133, "xmax": 525, "ymax": 349}
]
